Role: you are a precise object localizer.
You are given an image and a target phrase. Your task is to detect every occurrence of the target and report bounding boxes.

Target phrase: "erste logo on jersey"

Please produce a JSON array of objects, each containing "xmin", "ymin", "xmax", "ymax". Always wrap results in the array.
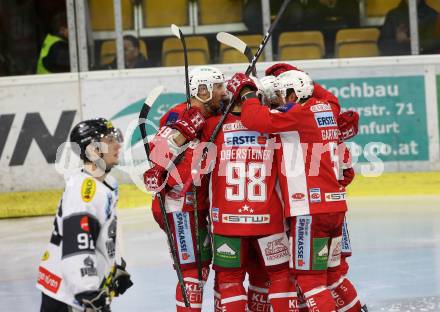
[
  {"xmin": 314, "ymin": 111, "xmax": 337, "ymax": 128},
  {"xmin": 224, "ymin": 131, "xmax": 269, "ymax": 147},
  {"xmin": 81, "ymin": 178, "xmax": 96, "ymax": 202}
]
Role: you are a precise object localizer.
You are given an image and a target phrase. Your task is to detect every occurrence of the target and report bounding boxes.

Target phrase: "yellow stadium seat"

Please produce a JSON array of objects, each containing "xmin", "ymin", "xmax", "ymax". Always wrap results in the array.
[
  {"xmin": 335, "ymin": 28, "xmax": 380, "ymax": 58},
  {"xmin": 162, "ymin": 36, "xmax": 210, "ymax": 67},
  {"xmin": 219, "ymin": 34, "xmax": 264, "ymax": 64},
  {"xmin": 89, "ymin": 0, "xmax": 134, "ymax": 31},
  {"xmin": 277, "ymin": 31, "xmax": 325, "ymax": 61},
  {"xmin": 427, "ymin": 0, "xmax": 440, "ymax": 12},
  {"xmin": 100, "ymin": 39, "xmax": 148, "ymax": 66},
  {"xmin": 143, "ymin": 0, "xmax": 189, "ymax": 27},
  {"xmin": 198, "ymin": 0, "xmax": 243, "ymax": 25},
  {"xmin": 365, "ymin": 0, "xmax": 400, "ymax": 18}
]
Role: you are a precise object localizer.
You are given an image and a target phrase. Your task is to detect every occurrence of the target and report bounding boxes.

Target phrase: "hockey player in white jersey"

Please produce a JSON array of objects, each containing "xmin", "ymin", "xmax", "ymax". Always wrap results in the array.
[{"xmin": 37, "ymin": 118, "xmax": 133, "ymax": 312}]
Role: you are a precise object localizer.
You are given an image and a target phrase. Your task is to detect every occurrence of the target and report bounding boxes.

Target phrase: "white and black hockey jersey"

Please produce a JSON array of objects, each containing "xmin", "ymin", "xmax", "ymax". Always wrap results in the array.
[{"xmin": 36, "ymin": 171, "xmax": 119, "ymax": 310}]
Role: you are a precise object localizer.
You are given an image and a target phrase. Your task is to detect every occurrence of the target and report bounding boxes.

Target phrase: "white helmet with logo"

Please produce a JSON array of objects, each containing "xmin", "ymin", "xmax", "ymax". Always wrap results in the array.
[
  {"xmin": 276, "ymin": 70, "xmax": 314, "ymax": 102},
  {"xmin": 189, "ymin": 66, "xmax": 225, "ymax": 103}
]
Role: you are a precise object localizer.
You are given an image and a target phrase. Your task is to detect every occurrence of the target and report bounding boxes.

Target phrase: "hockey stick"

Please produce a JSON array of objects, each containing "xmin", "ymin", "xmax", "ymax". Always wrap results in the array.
[
  {"xmin": 170, "ymin": 24, "xmax": 204, "ymax": 288},
  {"xmin": 179, "ymin": 0, "xmax": 292, "ymax": 195},
  {"xmin": 216, "ymin": 32, "xmax": 256, "ymax": 76},
  {"xmin": 138, "ymin": 85, "xmax": 191, "ymax": 308},
  {"xmin": 171, "ymin": 24, "xmax": 191, "ymax": 109}
]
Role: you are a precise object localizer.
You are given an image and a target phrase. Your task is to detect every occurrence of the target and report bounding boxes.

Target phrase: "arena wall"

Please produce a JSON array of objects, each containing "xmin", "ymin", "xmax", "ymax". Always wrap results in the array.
[{"xmin": 1, "ymin": 55, "xmax": 439, "ymax": 193}]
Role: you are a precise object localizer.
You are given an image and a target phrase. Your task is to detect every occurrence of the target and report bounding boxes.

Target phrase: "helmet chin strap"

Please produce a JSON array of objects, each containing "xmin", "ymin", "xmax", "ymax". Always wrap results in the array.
[
  {"xmin": 195, "ymin": 91, "xmax": 220, "ymax": 116},
  {"xmin": 195, "ymin": 91, "xmax": 212, "ymax": 104}
]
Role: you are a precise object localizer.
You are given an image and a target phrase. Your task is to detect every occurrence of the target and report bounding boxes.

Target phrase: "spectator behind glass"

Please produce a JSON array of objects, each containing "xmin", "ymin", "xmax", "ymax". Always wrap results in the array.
[
  {"xmin": 302, "ymin": 0, "xmax": 360, "ymax": 56},
  {"xmin": 104, "ymin": 35, "xmax": 152, "ymax": 69},
  {"xmin": 379, "ymin": 0, "xmax": 440, "ymax": 55},
  {"xmin": 36, "ymin": 12, "xmax": 69, "ymax": 74}
]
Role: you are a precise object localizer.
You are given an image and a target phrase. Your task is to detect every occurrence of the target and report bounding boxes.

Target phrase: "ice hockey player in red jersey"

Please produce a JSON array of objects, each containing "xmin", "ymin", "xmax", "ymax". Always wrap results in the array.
[
  {"xmin": 201, "ymin": 74, "xmax": 297, "ymax": 312},
  {"xmin": 235, "ymin": 69, "xmax": 354, "ymax": 311},
  {"xmin": 143, "ymin": 66, "xmax": 227, "ymax": 311},
  {"xmin": 264, "ymin": 63, "xmax": 367, "ymax": 312}
]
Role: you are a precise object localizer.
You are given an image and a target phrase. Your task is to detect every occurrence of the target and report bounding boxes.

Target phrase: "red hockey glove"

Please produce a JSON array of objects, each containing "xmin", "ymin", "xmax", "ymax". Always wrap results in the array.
[
  {"xmin": 143, "ymin": 164, "xmax": 166, "ymax": 192},
  {"xmin": 339, "ymin": 167, "xmax": 355, "ymax": 187},
  {"xmin": 171, "ymin": 107, "xmax": 206, "ymax": 141},
  {"xmin": 227, "ymin": 73, "xmax": 258, "ymax": 99},
  {"xmin": 265, "ymin": 63, "xmax": 301, "ymax": 77},
  {"xmin": 338, "ymin": 111, "xmax": 359, "ymax": 141}
]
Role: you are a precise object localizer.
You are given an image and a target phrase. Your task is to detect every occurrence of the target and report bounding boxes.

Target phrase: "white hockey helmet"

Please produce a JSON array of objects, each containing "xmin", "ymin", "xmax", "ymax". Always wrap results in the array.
[
  {"xmin": 276, "ymin": 70, "xmax": 314, "ymax": 102},
  {"xmin": 260, "ymin": 75, "xmax": 278, "ymax": 103},
  {"xmin": 189, "ymin": 66, "xmax": 225, "ymax": 103}
]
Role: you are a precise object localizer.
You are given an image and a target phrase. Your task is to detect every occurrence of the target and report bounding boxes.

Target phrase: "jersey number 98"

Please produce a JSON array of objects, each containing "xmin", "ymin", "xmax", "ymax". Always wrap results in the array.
[{"xmin": 225, "ymin": 162, "xmax": 267, "ymax": 202}]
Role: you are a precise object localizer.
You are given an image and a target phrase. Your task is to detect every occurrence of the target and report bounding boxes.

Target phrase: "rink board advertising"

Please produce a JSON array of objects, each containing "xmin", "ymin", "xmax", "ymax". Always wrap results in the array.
[
  {"xmin": 319, "ymin": 76, "xmax": 428, "ymax": 163},
  {"xmin": 0, "ymin": 58, "xmax": 439, "ymax": 192}
]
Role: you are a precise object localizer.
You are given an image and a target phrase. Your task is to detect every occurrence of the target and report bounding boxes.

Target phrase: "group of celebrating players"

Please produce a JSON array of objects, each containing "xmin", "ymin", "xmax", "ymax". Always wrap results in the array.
[{"xmin": 143, "ymin": 62, "xmax": 366, "ymax": 312}]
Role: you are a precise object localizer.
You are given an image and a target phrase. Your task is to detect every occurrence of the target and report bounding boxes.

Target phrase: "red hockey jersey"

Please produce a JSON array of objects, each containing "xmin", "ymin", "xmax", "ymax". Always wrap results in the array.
[
  {"xmin": 201, "ymin": 112, "xmax": 285, "ymax": 236},
  {"xmin": 150, "ymin": 103, "xmax": 209, "ymax": 214},
  {"xmin": 241, "ymin": 97, "xmax": 348, "ymax": 217}
]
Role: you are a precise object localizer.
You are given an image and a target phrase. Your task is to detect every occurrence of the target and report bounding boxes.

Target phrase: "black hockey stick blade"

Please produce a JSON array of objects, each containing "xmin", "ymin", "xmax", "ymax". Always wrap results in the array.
[{"xmin": 171, "ymin": 24, "xmax": 191, "ymax": 108}]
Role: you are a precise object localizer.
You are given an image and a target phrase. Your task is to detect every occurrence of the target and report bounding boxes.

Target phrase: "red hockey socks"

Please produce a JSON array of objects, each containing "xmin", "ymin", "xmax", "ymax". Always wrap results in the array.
[
  {"xmin": 327, "ymin": 258, "xmax": 362, "ymax": 312},
  {"xmin": 248, "ymin": 283, "xmax": 270, "ymax": 312},
  {"xmin": 176, "ymin": 267, "xmax": 208, "ymax": 311},
  {"xmin": 297, "ymin": 274, "xmax": 337, "ymax": 312},
  {"xmin": 217, "ymin": 283, "xmax": 247, "ymax": 311},
  {"xmin": 328, "ymin": 276, "xmax": 362, "ymax": 312},
  {"xmin": 215, "ymin": 270, "xmax": 247, "ymax": 312},
  {"xmin": 267, "ymin": 268, "xmax": 299, "ymax": 312}
]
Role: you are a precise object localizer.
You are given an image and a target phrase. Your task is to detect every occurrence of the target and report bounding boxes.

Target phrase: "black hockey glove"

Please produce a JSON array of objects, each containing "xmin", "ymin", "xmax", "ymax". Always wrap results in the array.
[
  {"xmin": 110, "ymin": 258, "xmax": 133, "ymax": 296},
  {"xmin": 75, "ymin": 289, "xmax": 110, "ymax": 312}
]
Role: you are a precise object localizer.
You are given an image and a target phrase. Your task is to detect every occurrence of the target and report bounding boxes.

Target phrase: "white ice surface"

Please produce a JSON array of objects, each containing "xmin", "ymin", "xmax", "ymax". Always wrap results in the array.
[{"xmin": 1, "ymin": 195, "xmax": 440, "ymax": 311}]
